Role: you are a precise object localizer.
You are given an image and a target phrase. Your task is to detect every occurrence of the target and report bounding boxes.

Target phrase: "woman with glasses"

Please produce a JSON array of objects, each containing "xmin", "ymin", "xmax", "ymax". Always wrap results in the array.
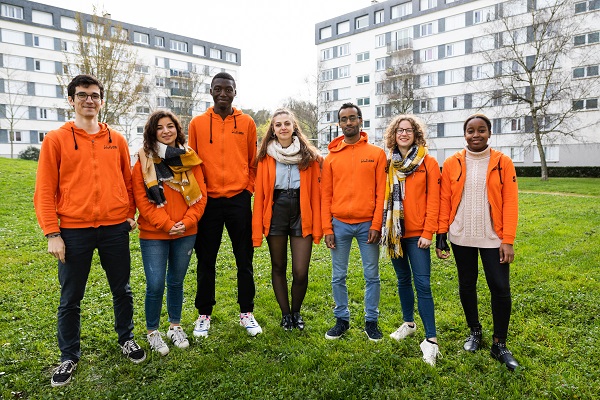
[
  {"xmin": 252, "ymin": 109, "xmax": 322, "ymax": 331},
  {"xmin": 132, "ymin": 110, "xmax": 207, "ymax": 355},
  {"xmin": 381, "ymin": 115, "xmax": 441, "ymax": 366},
  {"xmin": 436, "ymin": 113, "xmax": 519, "ymax": 370}
]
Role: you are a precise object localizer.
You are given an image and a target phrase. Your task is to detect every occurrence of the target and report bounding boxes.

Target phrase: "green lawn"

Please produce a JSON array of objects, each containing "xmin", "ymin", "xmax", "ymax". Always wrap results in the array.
[{"xmin": 1, "ymin": 158, "xmax": 599, "ymax": 399}]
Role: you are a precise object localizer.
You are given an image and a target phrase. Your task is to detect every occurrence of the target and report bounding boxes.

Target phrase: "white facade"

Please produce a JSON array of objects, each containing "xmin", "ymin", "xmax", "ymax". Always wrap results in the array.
[
  {"xmin": 0, "ymin": 0, "xmax": 241, "ymax": 158},
  {"xmin": 315, "ymin": 0, "xmax": 600, "ymax": 166}
]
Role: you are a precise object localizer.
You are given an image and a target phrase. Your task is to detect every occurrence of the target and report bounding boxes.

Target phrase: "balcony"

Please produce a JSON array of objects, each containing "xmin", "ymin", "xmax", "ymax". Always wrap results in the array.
[
  {"xmin": 170, "ymin": 88, "xmax": 192, "ymax": 97},
  {"xmin": 386, "ymin": 63, "xmax": 414, "ymax": 78},
  {"xmin": 387, "ymin": 38, "xmax": 413, "ymax": 54},
  {"xmin": 169, "ymin": 69, "xmax": 191, "ymax": 78}
]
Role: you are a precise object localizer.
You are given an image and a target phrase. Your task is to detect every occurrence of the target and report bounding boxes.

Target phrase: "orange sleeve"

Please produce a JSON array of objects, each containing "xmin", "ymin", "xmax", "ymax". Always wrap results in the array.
[
  {"xmin": 252, "ymin": 160, "xmax": 267, "ymax": 247},
  {"xmin": 500, "ymin": 156, "xmax": 518, "ymax": 244},
  {"xmin": 422, "ymin": 156, "xmax": 441, "ymax": 240},
  {"xmin": 320, "ymin": 157, "xmax": 334, "ymax": 236},
  {"xmin": 33, "ymin": 134, "xmax": 61, "ymax": 235},
  {"xmin": 438, "ymin": 158, "xmax": 453, "ymax": 235},
  {"xmin": 246, "ymin": 119, "xmax": 258, "ymax": 194},
  {"xmin": 310, "ymin": 161, "xmax": 323, "ymax": 244},
  {"xmin": 370, "ymin": 149, "xmax": 388, "ymax": 232},
  {"xmin": 132, "ymin": 162, "xmax": 175, "ymax": 233},
  {"xmin": 119, "ymin": 139, "xmax": 135, "ymax": 219}
]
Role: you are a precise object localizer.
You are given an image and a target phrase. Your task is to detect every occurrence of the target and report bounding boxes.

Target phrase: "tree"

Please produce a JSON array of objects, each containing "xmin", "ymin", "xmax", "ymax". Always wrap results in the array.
[
  {"xmin": 282, "ymin": 98, "xmax": 319, "ymax": 141},
  {"xmin": 59, "ymin": 9, "xmax": 147, "ymax": 127},
  {"xmin": 0, "ymin": 64, "xmax": 31, "ymax": 158},
  {"xmin": 479, "ymin": 0, "xmax": 600, "ymax": 180},
  {"xmin": 242, "ymin": 108, "xmax": 271, "ymax": 143},
  {"xmin": 18, "ymin": 146, "xmax": 40, "ymax": 161}
]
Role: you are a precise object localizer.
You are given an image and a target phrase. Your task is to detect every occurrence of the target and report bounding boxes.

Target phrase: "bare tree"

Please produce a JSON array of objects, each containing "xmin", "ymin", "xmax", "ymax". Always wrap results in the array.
[
  {"xmin": 163, "ymin": 64, "xmax": 210, "ymax": 134},
  {"xmin": 310, "ymin": 61, "xmax": 335, "ymax": 149},
  {"xmin": 282, "ymin": 98, "xmax": 319, "ymax": 140},
  {"xmin": 0, "ymin": 64, "xmax": 31, "ymax": 158},
  {"xmin": 59, "ymin": 9, "xmax": 147, "ymax": 127},
  {"xmin": 479, "ymin": 0, "xmax": 600, "ymax": 180}
]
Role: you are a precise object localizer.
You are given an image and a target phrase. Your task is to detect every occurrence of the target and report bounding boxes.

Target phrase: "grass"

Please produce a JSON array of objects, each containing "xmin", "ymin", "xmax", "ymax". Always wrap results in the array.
[{"xmin": 0, "ymin": 158, "xmax": 599, "ymax": 399}]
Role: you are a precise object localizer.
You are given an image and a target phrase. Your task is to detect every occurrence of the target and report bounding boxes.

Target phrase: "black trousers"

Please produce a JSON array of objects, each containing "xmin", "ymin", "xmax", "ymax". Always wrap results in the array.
[
  {"xmin": 194, "ymin": 190, "xmax": 255, "ymax": 315},
  {"xmin": 451, "ymin": 243, "xmax": 512, "ymax": 341}
]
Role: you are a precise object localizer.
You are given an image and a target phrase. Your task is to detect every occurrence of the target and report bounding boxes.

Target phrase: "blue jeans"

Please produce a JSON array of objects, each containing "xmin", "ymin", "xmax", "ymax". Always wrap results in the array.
[
  {"xmin": 330, "ymin": 218, "xmax": 380, "ymax": 322},
  {"xmin": 140, "ymin": 235, "xmax": 196, "ymax": 331},
  {"xmin": 58, "ymin": 222, "xmax": 134, "ymax": 362},
  {"xmin": 391, "ymin": 237, "xmax": 437, "ymax": 338}
]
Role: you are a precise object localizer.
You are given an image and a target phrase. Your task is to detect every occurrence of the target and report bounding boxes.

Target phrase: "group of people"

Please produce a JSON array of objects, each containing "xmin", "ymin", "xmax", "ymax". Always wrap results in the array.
[{"xmin": 34, "ymin": 73, "xmax": 519, "ymax": 388}]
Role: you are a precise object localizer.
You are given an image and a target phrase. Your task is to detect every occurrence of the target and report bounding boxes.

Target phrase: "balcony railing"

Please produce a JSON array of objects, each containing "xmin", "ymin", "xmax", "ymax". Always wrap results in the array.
[
  {"xmin": 387, "ymin": 38, "xmax": 413, "ymax": 54},
  {"xmin": 170, "ymin": 88, "xmax": 192, "ymax": 97}
]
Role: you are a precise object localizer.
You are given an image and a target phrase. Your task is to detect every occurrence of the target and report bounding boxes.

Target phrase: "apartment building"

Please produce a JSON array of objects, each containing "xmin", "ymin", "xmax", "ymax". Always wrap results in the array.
[
  {"xmin": 0, "ymin": 0, "xmax": 241, "ymax": 158},
  {"xmin": 315, "ymin": 0, "xmax": 600, "ymax": 166}
]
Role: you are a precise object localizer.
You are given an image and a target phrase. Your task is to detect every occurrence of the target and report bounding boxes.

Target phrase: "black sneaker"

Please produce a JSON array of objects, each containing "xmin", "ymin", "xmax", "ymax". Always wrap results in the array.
[
  {"xmin": 364, "ymin": 321, "xmax": 383, "ymax": 342},
  {"xmin": 325, "ymin": 318, "xmax": 349, "ymax": 340},
  {"xmin": 121, "ymin": 339, "xmax": 146, "ymax": 364},
  {"xmin": 292, "ymin": 312, "xmax": 305, "ymax": 331},
  {"xmin": 491, "ymin": 341, "xmax": 519, "ymax": 371},
  {"xmin": 51, "ymin": 360, "xmax": 77, "ymax": 387},
  {"xmin": 281, "ymin": 314, "xmax": 294, "ymax": 331}
]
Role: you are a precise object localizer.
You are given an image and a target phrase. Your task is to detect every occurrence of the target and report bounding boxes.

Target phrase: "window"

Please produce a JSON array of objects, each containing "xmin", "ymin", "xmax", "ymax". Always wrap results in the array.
[
  {"xmin": 575, "ymin": 1, "xmax": 587, "ymax": 12},
  {"xmin": 447, "ymin": 96, "xmax": 463, "ymax": 109},
  {"xmin": 60, "ymin": 16, "xmax": 77, "ymax": 30},
  {"xmin": 337, "ymin": 21, "xmax": 350, "ymax": 35},
  {"xmin": 574, "ymin": 65, "xmax": 599, "ymax": 78},
  {"xmin": 355, "ymin": 15, "xmax": 369, "ymax": 29},
  {"xmin": 320, "ymin": 26, "xmax": 332, "ymax": 39},
  {"xmin": 38, "ymin": 131, "xmax": 48, "ymax": 142},
  {"xmin": 134, "ymin": 64, "xmax": 149, "ymax": 74},
  {"xmin": 136, "ymin": 106, "xmax": 150, "ymax": 114},
  {"xmin": 421, "ymin": 73, "xmax": 437, "ymax": 87},
  {"xmin": 474, "ymin": 64, "xmax": 493, "ymax": 80},
  {"xmin": 375, "ymin": 10, "xmax": 384, "ymax": 24},
  {"xmin": 321, "ymin": 69, "xmax": 333, "ymax": 81},
  {"xmin": 357, "ymin": 97, "xmax": 370, "ymax": 106},
  {"xmin": 375, "ymin": 34, "xmax": 386, "ymax": 48},
  {"xmin": 321, "ymin": 90, "xmax": 333, "ymax": 102},
  {"xmin": 33, "ymin": 59, "xmax": 52, "ymax": 73},
  {"xmin": 170, "ymin": 40, "xmax": 188, "ymax": 53},
  {"xmin": 337, "ymin": 87, "xmax": 351, "ymax": 100},
  {"xmin": 574, "ymin": 32, "xmax": 600, "ymax": 46},
  {"xmin": 155, "ymin": 36, "xmax": 165, "ymax": 47},
  {"xmin": 420, "ymin": 100, "xmax": 432, "ymax": 112},
  {"xmin": 375, "ymin": 105, "xmax": 385, "ymax": 118},
  {"xmin": 210, "ymin": 48, "xmax": 221, "ymax": 59},
  {"xmin": 421, "ymin": 47, "xmax": 436, "ymax": 62},
  {"xmin": 33, "ymin": 35, "xmax": 54, "ymax": 49},
  {"xmin": 573, "ymin": 98, "xmax": 599, "ymax": 110},
  {"xmin": 36, "ymin": 83, "xmax": 56, "ymax": 97},
  {"xmin": 420, "ymin": 22, "xmax": 434, "ymax": 36},
  {"xmin": 446, "ymin": 43, "xmax": 455, "ymax": 57},
  {"xmin": 156, "ymin": 97, "xmax": 167, "ymax": 107},
  {"xmin": 1, "ymin": 29, "xmax": 25, "ymax": 45},
  {"xmin": 376, "ymin": 82, "xmax": 384, "ymax": 94},
  {"xmin": 111, "ymin": 27, "xmax": 127, "ymax": 40},
  {"xmin": 445, "ymin": 14, "xmax": 465, "ymax": 31},
  {"xmin": 473, "ymin": 7, "xmax": 494, "ymax": 23},
  {"xmin": 506, "ymin": 118, "xmax": 524, "ymax": 132},
  {"xmin": 86, "ymin": 22, "xmax": 104, "ymax": 36},
  {"xmin": 38, "ymin": 108, "xmax": 57, "ymax": 120},
  {"xmin": 510, "ymin": 147, "xmax": 524, "ymax": 162},
  {"xmin": 156, "ymin": 77, "xmax": 165, "ymax": 87},
  {"xmin": 11, "ymin": 131, "xmax": 23, "ymax": 142},
  {"xmin": 322, "ymin": 48, "xmax": 333, "ymax": 60},
  {"xmin": 323, "ymin": 111, "xmax": 335, "ymax": 123},
  {"xmin": 337, "ymin": 43, "xmax": 350, "ymax": 57},
  {"xmin": 3, "ymin": 55, "xmax": 26, "ymax": 70},
  {"xmin": 473, "ymin": 35, "xmax": 495, "ymax": 51},
  {"xmin": 446, "ymin": 68, "xmax": 464, "ymax": 84},
  {"xmin": 338, "ymin": 66, "xmax": 350, "ymax": 78},
  {"xmin": 1, "ymin": 4, "xmax": 23, "ymax": 19},
  {"xmin": 61, "ymin": 40, "xmax": 77, "ymax": 53},
  {"xmin": 134, "ymin": 32, "xmax": 149, "ymax": 45},
  {"xmin": 356, "ymin": 51, "xmax": 370, "ymax": 62},
  {"xmin": 391, "ymin": 2, "xmax": 413, "ymax": 18},
  {"xmin": 534, "ymin": 146, "xmax": 559, "ymax": 162},
  {"xmin": 225, "ymin": 52, "xmax": 237, "ymax": 62},
  {"xmin": 375, "ymin": 58, "xmax": 386, "ymax": 71},
  {"xmin": 155, "ymin": 57, "xmax": 166, "ymax": 68},
  {"xmin": 356, "ymin": 74, "xmax": 370, "ymax": 84},
  {"xmin": 32, "ymin": 10, "xmax": 53, "ymax": 25},
  {"xmin": 420, "ymin": 0, "xmax": 437, "ymax": 11}
]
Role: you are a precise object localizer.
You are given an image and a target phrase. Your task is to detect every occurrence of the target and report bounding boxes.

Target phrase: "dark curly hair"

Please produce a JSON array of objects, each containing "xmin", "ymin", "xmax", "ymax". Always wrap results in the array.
[
  {"xmin": 142, "ymin": 110, "xmax": 186, "ymax": 156},
  {"xmin": 256, "ymin": 109, "xmax": 320, "ymax": 171},
  {"xmin": 383, "ymin": 114, "xmax": 428, "ymax": 151}
]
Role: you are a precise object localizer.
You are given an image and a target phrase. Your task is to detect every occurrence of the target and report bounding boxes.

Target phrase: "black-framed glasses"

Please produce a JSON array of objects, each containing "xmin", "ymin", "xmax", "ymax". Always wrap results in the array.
[
  {"xmin": 339, "ymin": 115, "xmax": 360, "ymax": 124},
  {"xmin": 396, "ymin": 128, "xmax": 414, "ymax": 135},
  {"xmin": 75, "ymin": 92, "xmax": 101, "ymax": 102}
]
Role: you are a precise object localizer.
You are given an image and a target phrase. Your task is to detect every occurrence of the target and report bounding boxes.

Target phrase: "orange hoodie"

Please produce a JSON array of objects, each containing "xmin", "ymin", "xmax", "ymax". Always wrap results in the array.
[
  {"xmin": 188, "ymin": 107, "xmax": 257, "ymax": 198},
  {"xmin": 321, "ymin": 132, "xmax": 387, "ymax": 235},
  {"xmin": 132, "ymin": 160, "xmax": 207, "ymax": 240},
  {"xmin": 388, "ymin": 154, "xmax": 441, "ymax": 240},
  {"xmin": 438, "ymin": 148, "xmax": 519, "ymax": 244},
  {"xmin": 34, "ymin": 122, "xmax": 135, "ymax": 235},
  {"xmin": 252, "ymin": 155, "xmax": 322, "ymax": 246}
]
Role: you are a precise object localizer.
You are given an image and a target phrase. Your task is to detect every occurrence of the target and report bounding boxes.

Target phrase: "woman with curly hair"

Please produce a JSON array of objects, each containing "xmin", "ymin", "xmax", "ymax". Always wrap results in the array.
[
  {"xmin": 132, "ymin": 110, "xmax": 207, "ymax": 355},
  {"xmin": 252, "ymin": 109, "xmax": 322, "ymax": 331},
  {"xmin": 381, "ymin": 115, "xmax": 441, "ymax": 366}
]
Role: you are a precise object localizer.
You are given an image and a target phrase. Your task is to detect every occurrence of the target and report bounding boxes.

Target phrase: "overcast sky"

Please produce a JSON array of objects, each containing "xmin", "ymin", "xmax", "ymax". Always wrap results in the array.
[{"xmin": 36, "ymin": 0, "xmax": 371, "ymax": 111}]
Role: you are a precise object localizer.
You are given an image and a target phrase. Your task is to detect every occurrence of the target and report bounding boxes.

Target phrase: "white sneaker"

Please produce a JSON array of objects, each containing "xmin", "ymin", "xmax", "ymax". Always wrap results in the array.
[
  {"xmin": 193, "ymin": 315, "xmax": 210, "ymax": 338},
  {"xmin": 390, "ymin": 322, "xmax": 417, "ymax": 341},
  {"xmin": 420, "ymin": 339, "xmax": 441, "ymax": 366},
  {"xmin": 167, "ymin": 326, "xmax": 189, "ymax": 349},
  {"xmin": 147, "ymin": 330, "xmax": 169, "ymax": 356},
  {"xmin": 240, "ymin": 312, "xmax": 262, "ymax": 336}
]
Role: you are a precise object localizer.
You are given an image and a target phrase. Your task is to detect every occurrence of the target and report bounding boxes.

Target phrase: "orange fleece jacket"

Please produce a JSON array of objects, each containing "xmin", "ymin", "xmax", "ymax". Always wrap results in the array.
[
  {"xmin": 390, "ymin": 154, "xmax": 441, "ymax": 240},
  {"xmin": 34, "ymin": 122, "xmax": 135, "ymax": 235},
  {"xmin": 132, "ymin": 160, "xmax": 207, "ymax": 240},
  {"xmin": 188, "ymin": 107, "xmax": 257, "ymax": 198},
  {"xmin": 321, "ymin": 132, "xmax": 387, "ymax": 235},
  {"xmin": 252, "ymin": 156, "xmax": 322, "ymax": 246},
  {"xmin": 438, "ymin": 148, "xmax": 519, "ymax": 244}
]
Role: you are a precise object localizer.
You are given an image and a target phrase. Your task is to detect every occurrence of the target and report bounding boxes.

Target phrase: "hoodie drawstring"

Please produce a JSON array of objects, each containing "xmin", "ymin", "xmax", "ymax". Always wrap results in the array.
[
  {"xmin": 209, "ymin": 113, "xmax": 213, "ymax": 144},
  {"xmin": 70, "ymin": 125, "xmax": 112, "ymax": 149},
  {"xmin": 233, "ymin": 114, "xmax": 237, "ymax": 129},
  {"xmin": 107, "ymin": 128, "xmax": 112, "ymax": 143},
  {"xmin": 71, "ymin": 127, "xmax": 78, "ymax": 150}
]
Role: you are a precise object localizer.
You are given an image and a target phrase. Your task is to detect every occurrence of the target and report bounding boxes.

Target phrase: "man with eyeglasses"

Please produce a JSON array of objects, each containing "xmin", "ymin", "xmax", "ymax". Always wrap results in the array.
[
  {"xmin": 321, "ymin": 102, "xmax": 387, "ymax": 341},
  {"xmin": 187, "ymin": 72, "xmax": 262, "ymax": 337},
  {"xmin": 34, "ymin": 74, "xmax": 146, "ymax": 388}
]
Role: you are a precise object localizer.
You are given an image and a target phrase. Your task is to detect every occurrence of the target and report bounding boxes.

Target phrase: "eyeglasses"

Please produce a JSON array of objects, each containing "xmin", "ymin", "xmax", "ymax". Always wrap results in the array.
[
  {"xmin": 339, "ymin": 115, "xmax": 360, "ymax": 124},
  {"xmin": 396, "ymin": 128, "xmax": 414, "ymax": 135},
  {"xmin": 75, "ymin": 92, "xmax": 101, "ymax": 102}
]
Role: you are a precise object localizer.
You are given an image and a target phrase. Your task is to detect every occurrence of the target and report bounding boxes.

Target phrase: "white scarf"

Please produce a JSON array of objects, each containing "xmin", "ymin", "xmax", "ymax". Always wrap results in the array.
[{"xmin": 266, "ymin": 136, "xmax": 302, "ymax": 165}]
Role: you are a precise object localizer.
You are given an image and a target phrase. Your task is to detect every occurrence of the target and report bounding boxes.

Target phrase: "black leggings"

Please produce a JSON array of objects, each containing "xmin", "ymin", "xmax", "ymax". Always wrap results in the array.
[
  {"xmin": 266, "ymin": 234, "xmax": 313, "ymax": 315},
  {"xmin": 451, "ymin": 243, "xmax": 512, "ymax": 341}
]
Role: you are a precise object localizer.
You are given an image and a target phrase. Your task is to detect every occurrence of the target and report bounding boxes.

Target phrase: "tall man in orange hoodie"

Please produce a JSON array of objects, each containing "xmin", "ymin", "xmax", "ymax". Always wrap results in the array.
[
  {"xmin": 187, "ymin": 72, "xmax": 261, "ymax": 337},
  {"xmin": 321, "ymin": 103, "xmax": 387, "ymax": 341},
  {"xmin": 34, "ymin": 75, "xmax": 146, "ymax": 388}
]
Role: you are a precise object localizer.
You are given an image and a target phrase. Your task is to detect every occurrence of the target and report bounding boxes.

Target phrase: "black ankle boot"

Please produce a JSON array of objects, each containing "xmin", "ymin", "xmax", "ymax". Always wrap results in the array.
[
  {"xmin": 464, "ymin": 329, "xmax": 482, "ymax": 352},
  {"xmin": 292, "ymin": 312, "xmax": 305, "ymax": 330},
  {"xmin": 281, "ymin": 314, "xmax": 293, "ymax": 331},
  {"xmin": 491, "ymin": 341, "xmax": 519, "ymax": 371}
]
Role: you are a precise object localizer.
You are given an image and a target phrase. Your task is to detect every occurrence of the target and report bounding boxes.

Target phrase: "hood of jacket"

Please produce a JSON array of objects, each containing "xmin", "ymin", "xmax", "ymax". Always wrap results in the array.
[{"xmin": 327, "ymin": 131, "xmax": 369, "ymax": 153}]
